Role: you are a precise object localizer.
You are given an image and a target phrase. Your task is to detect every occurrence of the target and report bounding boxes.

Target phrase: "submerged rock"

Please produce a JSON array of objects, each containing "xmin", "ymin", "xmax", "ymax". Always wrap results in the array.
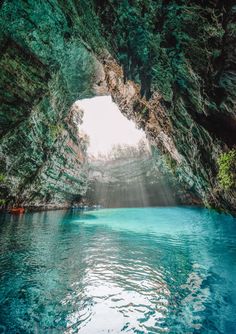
[{"xmin": 0, "ymin": 1, "xmax": 235, "ymax": 213}]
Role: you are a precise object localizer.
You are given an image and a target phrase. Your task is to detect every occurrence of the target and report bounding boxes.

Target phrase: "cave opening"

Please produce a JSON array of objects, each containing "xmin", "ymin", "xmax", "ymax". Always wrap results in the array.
[
  {"xmin": 74, "ymin": 96, "xmax": 175, "ymax": 208},
  {"xmin": 78, "ymin": 96, "xmax": 147, "ymax": 158}
]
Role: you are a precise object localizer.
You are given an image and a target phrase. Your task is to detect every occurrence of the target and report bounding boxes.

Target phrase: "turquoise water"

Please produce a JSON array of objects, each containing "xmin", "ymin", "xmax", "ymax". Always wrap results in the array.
[{"xmin": 0, "ymin": 207, "xmax": 236, "ymax": 334}]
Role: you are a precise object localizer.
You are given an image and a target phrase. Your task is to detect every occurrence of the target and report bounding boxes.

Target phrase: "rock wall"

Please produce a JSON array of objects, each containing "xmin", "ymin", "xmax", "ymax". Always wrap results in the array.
[
  {"xmin": 95, "ymin": 1, "xmax": 236, "ymax": 213},
  {"xmin": 87, "ymin": 152, "xmax": 200, "ymax": 208},
  {"xmin": 0, "ymin": 0, "xmax": 235, "ymax": 213},
  {"xmin": 0, "ymin": 0, "xmax": 104, "ymax": 208}
]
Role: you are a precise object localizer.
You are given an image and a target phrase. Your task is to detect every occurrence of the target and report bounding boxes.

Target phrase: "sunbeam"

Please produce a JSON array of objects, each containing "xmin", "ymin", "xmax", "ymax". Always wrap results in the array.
[{"xmin": 74, "ymin": 96, "xmax": 176, "ymax": 208}]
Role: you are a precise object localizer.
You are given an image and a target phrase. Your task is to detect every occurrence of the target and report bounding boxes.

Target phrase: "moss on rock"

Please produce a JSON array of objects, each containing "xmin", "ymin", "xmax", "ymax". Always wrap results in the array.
[{"xmin": 217, "ymin": 149, "xmax": 236, "ymax": 190}]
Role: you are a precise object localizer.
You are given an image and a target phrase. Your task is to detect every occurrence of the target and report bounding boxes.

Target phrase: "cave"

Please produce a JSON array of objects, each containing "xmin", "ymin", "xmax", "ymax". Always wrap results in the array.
[
  {"xmin": 0, "ymin": 0, "xmax": 235, "ymax": 214},
  {"xmin": 1, "ymin": 1, "xmax": 236, "ymax": 333},
  {"xmin": 75, "ymin": 95, "xmax": 183, "ymax": 208}
]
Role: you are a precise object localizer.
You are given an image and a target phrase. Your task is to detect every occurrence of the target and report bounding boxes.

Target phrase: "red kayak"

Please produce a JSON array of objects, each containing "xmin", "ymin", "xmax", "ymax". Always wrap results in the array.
[{"xmin": 10, "ymin": 208, "xmax": 25, "ymax": 214}]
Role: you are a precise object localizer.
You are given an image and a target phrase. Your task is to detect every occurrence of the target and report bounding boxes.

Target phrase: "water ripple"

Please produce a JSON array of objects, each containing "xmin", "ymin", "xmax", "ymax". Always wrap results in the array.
[{"xmin": 0, "ymin": 208, "xmax": 236, "ymax": 333}]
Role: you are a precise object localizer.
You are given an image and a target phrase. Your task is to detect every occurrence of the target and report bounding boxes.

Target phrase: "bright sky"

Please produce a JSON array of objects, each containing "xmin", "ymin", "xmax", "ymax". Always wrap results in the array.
[{"xmin": 77, "ymin": 96, "xmax": 146, "ymax": 156}]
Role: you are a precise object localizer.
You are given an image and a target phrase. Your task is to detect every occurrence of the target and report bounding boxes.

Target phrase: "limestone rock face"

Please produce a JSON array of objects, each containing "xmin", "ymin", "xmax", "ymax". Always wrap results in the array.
[
  {"xmin": 0, "ymin": 0, "xmax": 103, "ymax": 208},
  {"xmin": 0, "ymin": 1, "xmax": 235, "ymax": 213},
  {"xmin": 87, "ymin": 152, "xmax": 200, "ymax": 208}
]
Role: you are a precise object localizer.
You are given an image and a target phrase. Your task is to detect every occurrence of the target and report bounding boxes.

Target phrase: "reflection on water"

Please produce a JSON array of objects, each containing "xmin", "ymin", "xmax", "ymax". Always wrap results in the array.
[{"xmin": 0, "ymin": 207, "xmax": 236, "ymax": 333}]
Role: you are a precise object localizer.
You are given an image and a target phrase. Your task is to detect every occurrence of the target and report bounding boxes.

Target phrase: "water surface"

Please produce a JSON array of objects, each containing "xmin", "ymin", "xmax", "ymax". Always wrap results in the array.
[{"xmin": 0, "ymin": 207, "xmax": 236, "ymax": 333}]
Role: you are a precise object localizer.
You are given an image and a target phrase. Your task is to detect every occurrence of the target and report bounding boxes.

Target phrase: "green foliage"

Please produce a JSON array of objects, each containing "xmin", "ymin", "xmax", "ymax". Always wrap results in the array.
[
  {"xmin": 217, "ymin": 149, "xmax": 236, "ymax": 190},
  {"xmin": 0, "ymin": 173, "xmax": 6, "ymax": 183},
  {"xmin": 49, "ymin": 123, "xmax": 64, "ymax": 141},
  {"xmin": 97, "ymin": 140, "xmax": 150, "ymax": 161},
  {"xmin": 0, "ymin": 199, "xmax": 6, "ymax": 206}
]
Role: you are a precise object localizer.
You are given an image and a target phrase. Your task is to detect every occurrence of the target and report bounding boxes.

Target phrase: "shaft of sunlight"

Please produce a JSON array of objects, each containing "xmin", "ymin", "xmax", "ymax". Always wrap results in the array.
[{"xmin": 75, "ymin": 95, "xmax": 175, "ymax": 208}]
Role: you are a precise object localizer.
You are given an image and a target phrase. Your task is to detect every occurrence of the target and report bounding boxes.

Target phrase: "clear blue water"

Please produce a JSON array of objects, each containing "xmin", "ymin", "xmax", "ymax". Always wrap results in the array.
[{"xmin": 0, "ymin": 207, "xmax": 236, "ymax": 334}]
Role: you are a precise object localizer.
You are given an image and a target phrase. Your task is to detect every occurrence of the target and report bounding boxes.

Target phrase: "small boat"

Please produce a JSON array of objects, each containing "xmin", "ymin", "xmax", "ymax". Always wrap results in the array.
[{"xmin": 10, "ymin": 207, "xmax": 25, "ymax": 214}]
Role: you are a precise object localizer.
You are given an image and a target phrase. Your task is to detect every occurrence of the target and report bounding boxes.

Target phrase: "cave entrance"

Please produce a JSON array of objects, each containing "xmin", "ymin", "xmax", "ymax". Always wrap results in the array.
[
  {"xmin": 74, "ymin": 95, "xmax": 175, "ymax": 208},
  {"xmin": 78, "ymin": 96, "xmax": 147, "ymax": 158}
]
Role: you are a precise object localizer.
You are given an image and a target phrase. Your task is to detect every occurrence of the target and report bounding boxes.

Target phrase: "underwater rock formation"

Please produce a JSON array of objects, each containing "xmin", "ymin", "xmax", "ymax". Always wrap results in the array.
[{"xmin": 0, "ymin": 1, "xmax": 235, "ymax": 213}]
